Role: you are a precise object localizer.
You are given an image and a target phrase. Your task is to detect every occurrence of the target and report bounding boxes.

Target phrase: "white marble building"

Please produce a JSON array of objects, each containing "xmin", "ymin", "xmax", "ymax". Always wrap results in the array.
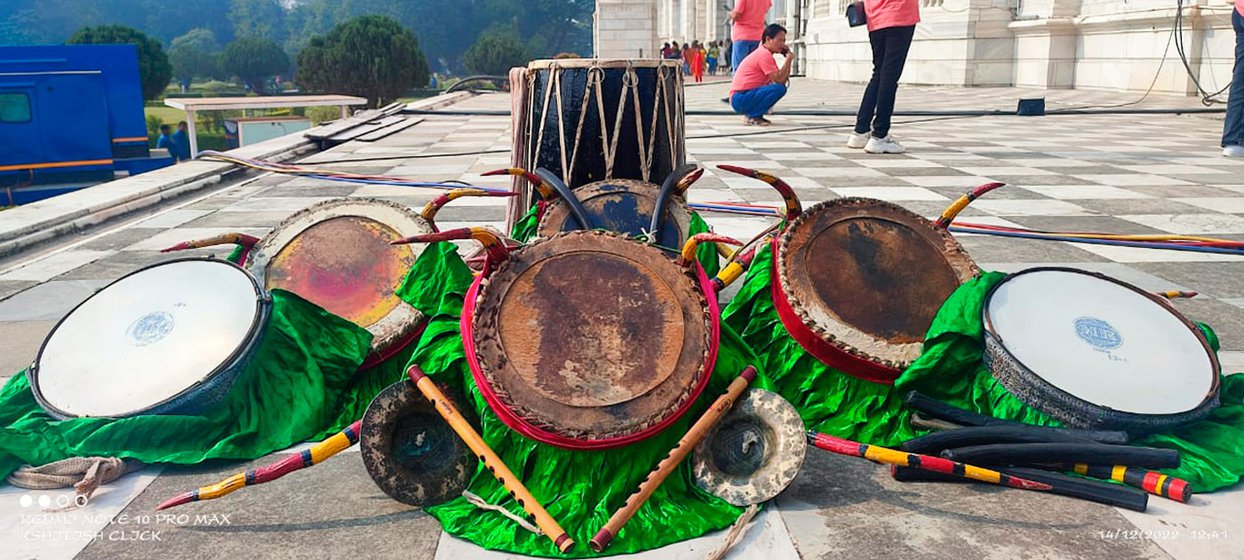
[{"xmin": 601, "ymin": 0, "xmax": 1239, "ymax": 96}]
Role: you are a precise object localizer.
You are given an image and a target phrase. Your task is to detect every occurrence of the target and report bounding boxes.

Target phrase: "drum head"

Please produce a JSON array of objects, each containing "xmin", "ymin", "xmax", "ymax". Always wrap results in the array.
[
  {"xmin": 777, "ymin": 198, "xmax": 977, "ymax": 370},
  {"xmin": 472, "ymin": 230, "xmax": 713, "ymax": 447},
  {"xmin": 31, "ymin": 258, "xmax": 266, "ymax": 418},
  {"xmin": 692, "ymin": 390, "xmax": 806, "ymax": 506},
  {"xmin": 247, "ymin": 198, "xmax": 431, "ymax": 358},
  {"xmin": 984, "ymin": 268, "xmax": 1220, "ymax": 430},
  {"xmin": 361, "ymin": 381, "xmax": 475, "ymax": 507},
  {"xmin": 535, "ymin": 179, "xmax": 691, "ymax": 246}
]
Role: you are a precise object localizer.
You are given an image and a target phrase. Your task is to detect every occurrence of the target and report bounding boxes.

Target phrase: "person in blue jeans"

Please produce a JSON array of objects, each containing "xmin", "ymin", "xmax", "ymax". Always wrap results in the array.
[
  {"xmin": 728, "ymin": 0, "xmax": 771, "ymax": 72},
  {"xmin": 729, "ymin": 24, "xmax": 794, "ymax": 126},
  {"xmin": 1223, "ymin": 2, "xmax": 1244, "ymax": 157}
]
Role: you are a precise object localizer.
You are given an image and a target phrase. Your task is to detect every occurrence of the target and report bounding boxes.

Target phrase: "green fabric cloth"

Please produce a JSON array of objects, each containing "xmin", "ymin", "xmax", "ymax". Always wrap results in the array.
[
  {"xmin": 721, "ymin": 244, "xmax": 918, "ymax": 446},
  {"xmin": 894, "ymin": 272, "xmax": 1244, "ymax": 493},
  {"xmin": 401, "ymin": 241, "xmax": 771, "ymax": 557},
  {"xmin": 0, "ymin": 243, "xmax": 470, "ymax": 479},
  {"xmin": 725, "ymin": 248, "xmax": 1244, "ymax": 493},
  {"xmin": 509, "ymin": 205, "xmax": 721, "ymax": 277},
  {"xmin": 0, "ymin": 289, "xmax": 373, "ymax": 480}
]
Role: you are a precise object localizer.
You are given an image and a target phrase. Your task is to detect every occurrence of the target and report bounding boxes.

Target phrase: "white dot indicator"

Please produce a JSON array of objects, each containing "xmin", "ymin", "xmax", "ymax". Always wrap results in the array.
[
  {"xmin": 19, "ymin": 495, "xmax": 32, "ymax": 508},
  {"xmin": 38, "ymin": 495, "xmax": 51, "ymax": 508}
]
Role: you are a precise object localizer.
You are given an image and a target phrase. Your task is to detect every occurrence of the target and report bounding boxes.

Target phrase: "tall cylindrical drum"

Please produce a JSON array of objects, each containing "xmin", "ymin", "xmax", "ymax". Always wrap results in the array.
[{"xmin": 521, "ymin": 59, "xmax": 685, "ymax": 190}]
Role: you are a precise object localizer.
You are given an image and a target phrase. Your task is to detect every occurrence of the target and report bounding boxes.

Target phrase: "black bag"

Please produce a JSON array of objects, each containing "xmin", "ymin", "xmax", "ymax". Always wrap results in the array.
[{"xmin": 846, "ymin": 1, "xmax": 867, "ymax": 27}]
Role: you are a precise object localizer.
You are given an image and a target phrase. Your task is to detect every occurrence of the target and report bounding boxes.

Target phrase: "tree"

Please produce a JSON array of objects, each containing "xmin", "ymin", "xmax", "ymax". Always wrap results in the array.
[
  {"xmin": 464, "ymin": 34, "xmax": 530, "ymax": 76},
  {"xmin": 296, "ymin": 16, "xmax": 429, "ymax": 108},
  {"xmin": 67, "ymin": 25, "xmax": 172, "ymax": 100},
  {"xmin": 228, "ymin": 0, "xmax": 286, "ymax": 44},
  {"xmin": 220, "ymin": 36, "xmax": 289, "ymax": 94},
  {"xmin": 169, "ymin": 28, "xmax": 221, "ymax": 85}
]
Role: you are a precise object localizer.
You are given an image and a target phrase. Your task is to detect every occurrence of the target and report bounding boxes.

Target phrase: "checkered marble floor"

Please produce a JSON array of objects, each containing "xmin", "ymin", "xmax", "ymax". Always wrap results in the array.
[{"xmin": 2, "ymin": 81, "xmax": 1244, "ymax": 560}]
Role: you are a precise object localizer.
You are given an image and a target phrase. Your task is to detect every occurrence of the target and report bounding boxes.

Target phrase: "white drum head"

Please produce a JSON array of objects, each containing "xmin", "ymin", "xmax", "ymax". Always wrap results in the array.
[
  {"xmin": 33, "ymin": 259, "xmax": 265, "ymax": 418},
  {"xmin": 985, "ymin": 269, "xmax": 1216, "ymax": 416}
]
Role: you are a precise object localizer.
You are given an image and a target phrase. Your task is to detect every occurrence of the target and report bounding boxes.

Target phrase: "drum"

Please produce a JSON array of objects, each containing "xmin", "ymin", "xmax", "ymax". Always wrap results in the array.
[
  {"xmin": 691, "ymin": 389, "xmax": 806, "ymax": 506},
  {"xmin": 361, "ymin": 380, "xmax": 475, "ymax": 506},
  {"xmin": 772, "ymin": 198, "xmax": 979, "ymax": 383},
  {"xmin": 982, "ymin": 267, "xmax": 1220, "ymax": 433},
  {"xmin": 522, "ymin": 59, "xmax": 685, "ymax": 189},
  {"xmin": 29, "ymin": 258, "xmax": 271, "ymax": 419},
  {"xmin": 395, "ymin": 227, "xmax": 739, "ymax": 450},
  {"xmin": 245, "ymin": 198, "xmax": 434, "ymax": 365},
  {"xmin": 715, "ymin": 166, "xmax": 991, "ymax": 384}
]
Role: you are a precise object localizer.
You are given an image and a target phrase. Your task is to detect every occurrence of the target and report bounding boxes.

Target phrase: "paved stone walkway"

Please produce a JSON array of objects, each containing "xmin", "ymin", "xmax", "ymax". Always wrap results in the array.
[{"xmin": 2, "ymin": 79, "xmax": 1243, "ymax": 560}]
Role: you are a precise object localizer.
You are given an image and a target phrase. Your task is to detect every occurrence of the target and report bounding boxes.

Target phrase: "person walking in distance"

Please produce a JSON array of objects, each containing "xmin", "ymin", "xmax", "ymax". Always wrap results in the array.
[
  {"xmin": 728, "ymin": 0, "xmax": 772, "ymax": 72},
  {"xmin": 728, "ymin": 24, "xmax": 794, "ymax": 126},
  {"xmin": 707, "ymin": 41, "xmax": 720, "ymax": 76},
  {"xmin": 1223, "ymin": 0, "xmax": 1244, "ymax": 157},
  {"xmin": 848, "ymin": 0, "xmax": 920, "ymax": 154}
]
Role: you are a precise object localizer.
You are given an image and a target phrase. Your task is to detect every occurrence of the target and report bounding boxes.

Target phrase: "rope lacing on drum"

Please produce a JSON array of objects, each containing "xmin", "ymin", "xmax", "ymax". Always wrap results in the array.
[
  {"xmin": 533, "ymin": 64, "xmax": 556, "ymax": 184},
  {"xmin": 569, "ymin": 66, "xmax": 604, "ymax": 185}
]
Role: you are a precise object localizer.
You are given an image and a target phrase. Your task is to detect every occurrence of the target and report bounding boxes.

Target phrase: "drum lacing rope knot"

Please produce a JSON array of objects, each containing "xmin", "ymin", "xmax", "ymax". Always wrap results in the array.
[
  {"xmin": 462, "ymin": 490, "xmax": 541, "ymax": 534},
  {"xmin": 7, "ymin": 457, "xmax": 144, "ymax": 511}
]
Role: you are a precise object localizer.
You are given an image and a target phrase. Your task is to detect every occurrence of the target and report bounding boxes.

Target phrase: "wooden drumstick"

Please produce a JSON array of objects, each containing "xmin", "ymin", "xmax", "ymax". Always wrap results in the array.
[
  {"xmin": 590, "ymin": 366, "xmax": 758, "ymax": 552},
  {"xmin": 406, "ymin": 365, "xmax": 573, "ymax": 553}
]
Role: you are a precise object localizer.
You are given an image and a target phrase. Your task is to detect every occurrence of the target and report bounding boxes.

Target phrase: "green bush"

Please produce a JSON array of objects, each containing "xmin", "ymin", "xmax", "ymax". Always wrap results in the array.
[
  {"xmin": 296, "ymin": 15, "xmax": 429, "ymax": 108},
  {"xmin": 464, "ymin": 35, "xmax": 530, "ymax": 76},
  {"xmin": 146, "ymin": 114, "xmax": 164, "ymax": 137},
  {"xmin": 305, "ymin": 105, "xmax": 342, "ymax": 125}
]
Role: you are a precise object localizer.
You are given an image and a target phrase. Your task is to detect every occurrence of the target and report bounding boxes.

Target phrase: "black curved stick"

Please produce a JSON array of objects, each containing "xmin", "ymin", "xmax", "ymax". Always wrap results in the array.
[
  {"xmin": 649, "ymin": 164, "xmax": 699, "ymax": 246},
  {"xmin": 904, "ymin": 391, "xmax": 1129, "ymax": 445},
  {"xmin": 890, "ymin": 465, "xmax": 1149, "ymax": 512},
  {"xmin": 899, "ymin": 425, "xmax": 1104, "ymax": 454},
  {"xmin": 940, "ymin": 443, "xmax": 1180, "ymax": 470},
  {"xmin": 535, "ymin": 167, "xmax": 594, "ymax": 231}
]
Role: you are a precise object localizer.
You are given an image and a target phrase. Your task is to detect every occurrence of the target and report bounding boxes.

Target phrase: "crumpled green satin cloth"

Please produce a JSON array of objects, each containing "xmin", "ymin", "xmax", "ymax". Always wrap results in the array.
[
  {"xmin": 0, "ymin": 289, "xmax": 373, "ymax": 480},
  {"xmin": 0, "ymin": 244, "xmax": 471, "ymax": 480},
  {"xmin": 510, "ymin": 205, "xmax": 721, "ymax": 277},
  {"xmin": 725, "ymin": 245, "xmax": 1244, "ymax": 493},
  {"xmin": 399, "ymin": 242, "xmax": 770, "ymax": 557},
  {"xmin": 895, "ymin": 272, "xmax": 1244, "ymax": 493},
  {"xmin": 721, "ymin": 244, "xmax": 919, "ymax": 446}
]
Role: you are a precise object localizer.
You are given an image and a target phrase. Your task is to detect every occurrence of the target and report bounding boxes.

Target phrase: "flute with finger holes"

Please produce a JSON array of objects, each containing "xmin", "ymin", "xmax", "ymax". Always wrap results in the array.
[
  {"xmin": 406, "ymin": 365, "xmax": 574, "ymax": 553},
  {"xmin": 590, "ymin": 366, "xmax": 757, "ymax": 552}
]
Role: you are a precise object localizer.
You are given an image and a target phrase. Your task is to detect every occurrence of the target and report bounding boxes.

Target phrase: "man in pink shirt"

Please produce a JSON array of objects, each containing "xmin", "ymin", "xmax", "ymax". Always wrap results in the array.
[
  {"xmin": 1222, "ymin": 0, "xmax": 1244, "ymax": 156},
  {"xmin": 848, "ymin": 0, "xmax": 921, "ymax": 154},
  {"xmin": 729, "ymin": 24, "xmax": 795, "ymax": 126},
  {"xmin": 728, "ymin": 0, "xmax": 772, "ymax": 72}
]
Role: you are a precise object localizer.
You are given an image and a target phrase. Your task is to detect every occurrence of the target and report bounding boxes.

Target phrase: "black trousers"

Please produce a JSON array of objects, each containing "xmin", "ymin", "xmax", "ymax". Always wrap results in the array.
[{"xmin": 854, "ymin": 25, "xmax": 916, "ymax": 138}]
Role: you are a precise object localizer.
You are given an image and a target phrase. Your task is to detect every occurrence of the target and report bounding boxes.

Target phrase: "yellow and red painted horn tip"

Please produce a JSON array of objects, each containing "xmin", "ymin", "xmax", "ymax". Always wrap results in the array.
[
  {"xmin": 159, "ymin": 242, "xmax": 192, "ymax": 253},
  {"xmin": 1159, "ymin": 290, "xmax": 1198, "ymax": 299}
]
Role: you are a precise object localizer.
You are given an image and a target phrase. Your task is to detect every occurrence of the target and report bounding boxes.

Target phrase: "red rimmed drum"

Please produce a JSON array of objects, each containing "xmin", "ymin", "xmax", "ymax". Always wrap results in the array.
[
  {"xmin": 771, "ymin": 198, "xmax": 979, "ymax": 383},
  {"xmin": 395, "ymin": 228, "xmax": 739, "ymax": 450}
]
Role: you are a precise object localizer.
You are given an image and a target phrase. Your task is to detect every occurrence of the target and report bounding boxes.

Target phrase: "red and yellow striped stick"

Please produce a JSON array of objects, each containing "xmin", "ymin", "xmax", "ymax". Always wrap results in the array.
[
  {"xmin": 481, "ymin": 167, "xmax": 556, "ymax": 200},
  {"xmin": 155, "ymin": 421, "xmax": 361, "ymax": 510},
  {"xmin": 807, "ymin": 431, "xmax": 1052, "ymax": 492},
  {"xmin": 1073, "ymin": 464, "xmax": 1192, "ymax": 503},
  {"xmin": 715, "ymin": 164, "xmax": 802, "ymax": 221},
  {"xmin": 1156, "ymin": 290, "xmax": 1198, "ymax": 300}
]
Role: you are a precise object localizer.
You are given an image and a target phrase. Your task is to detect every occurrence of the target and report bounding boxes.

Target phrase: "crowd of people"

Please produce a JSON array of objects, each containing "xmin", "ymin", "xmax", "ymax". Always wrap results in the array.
[{"xmin": 660, "ymin": 40, "xmax": 730, "ymax": 82}]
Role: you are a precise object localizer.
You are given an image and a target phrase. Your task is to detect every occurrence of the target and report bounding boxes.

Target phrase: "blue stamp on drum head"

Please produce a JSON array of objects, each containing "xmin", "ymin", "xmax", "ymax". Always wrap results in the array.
[
  {"xmin": 1074, "ymin": 317, "xmax": 1122, "ymax": 351},
  {"xmin": 128, "ymin": 311, "xmax": 175, "ymax": 346}
]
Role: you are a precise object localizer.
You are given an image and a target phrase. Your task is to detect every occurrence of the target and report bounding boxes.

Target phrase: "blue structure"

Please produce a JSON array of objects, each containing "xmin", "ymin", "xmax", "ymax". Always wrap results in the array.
[{"xmin": 0, "ymin": 45, "xmax": 172, "ymax": 205}]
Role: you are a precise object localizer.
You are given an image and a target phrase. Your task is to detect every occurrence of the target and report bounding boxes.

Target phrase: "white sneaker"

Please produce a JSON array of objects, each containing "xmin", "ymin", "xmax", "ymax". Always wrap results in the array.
[
  {"xmin": 1225, "ymin": 145, "xmax": 1244, "ymax": 157},
  {"xmin": 864, "ymin": 135, "xmax": 906, "ymax": 154},
  {"xmin": 846, "ymin": 131, "xmax": 870, "ymax": 149}
]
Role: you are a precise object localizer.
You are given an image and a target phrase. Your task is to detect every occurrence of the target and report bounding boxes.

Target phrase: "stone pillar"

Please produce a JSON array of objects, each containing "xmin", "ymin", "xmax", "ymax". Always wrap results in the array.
[{"xmin": 595, "ymin": 0, "xmax": 660, "ymax": 58}]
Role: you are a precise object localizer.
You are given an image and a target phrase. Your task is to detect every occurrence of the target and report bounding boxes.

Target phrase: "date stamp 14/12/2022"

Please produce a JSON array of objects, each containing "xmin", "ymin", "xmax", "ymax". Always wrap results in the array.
[{"xmin": 1096, "ymin": 528, "xmax": 1230, "ymax": 541}]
